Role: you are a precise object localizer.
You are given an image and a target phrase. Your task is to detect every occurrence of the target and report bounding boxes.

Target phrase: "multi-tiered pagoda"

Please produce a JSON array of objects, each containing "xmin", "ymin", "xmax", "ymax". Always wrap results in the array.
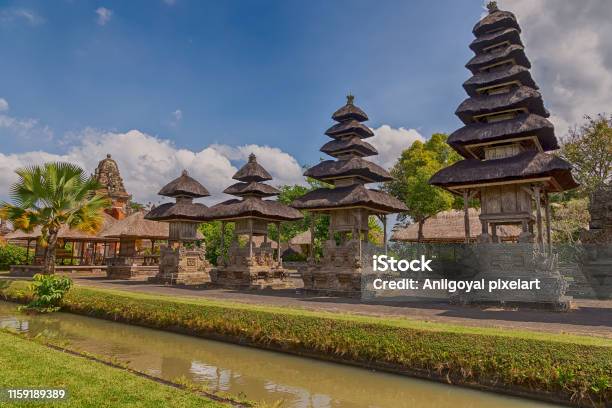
[
  {"xmin": 202, "ymin": 154, "xmax": 303, "ymax": 288},
  {"xmin": 292, "ymin": 95, "xmax": 407, "ymax": 295},
  {"xmin": 429, "ymin": 2, "xmax": 578, "ymax": 309},
  {"xmin": 430, "ymin": 2, "xmax": 577, "ymax": 249},
  {"xmin": 145, "ymin": 170, "xmax": 212, "ymax": 285}
]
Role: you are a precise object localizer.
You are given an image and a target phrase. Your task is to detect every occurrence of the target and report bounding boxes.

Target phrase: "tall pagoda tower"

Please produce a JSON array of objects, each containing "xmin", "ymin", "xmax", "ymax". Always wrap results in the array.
[
  {"xmin": 292, "ymin": 95, "xmax": 407, "ymax": 295},
  {"xmin": 202, "ymin": 153, "xmax": 303, "ymax": 289},
  {"xmin": 429, "ymin": 2, "xmax": 577, "ymax": 249}
]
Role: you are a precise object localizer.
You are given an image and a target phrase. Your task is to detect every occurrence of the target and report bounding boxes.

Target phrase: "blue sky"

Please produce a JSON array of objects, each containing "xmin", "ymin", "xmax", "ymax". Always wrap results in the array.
[{"xmin": 1, "ymin": 0, "xmax": 610, "ymax": 204}]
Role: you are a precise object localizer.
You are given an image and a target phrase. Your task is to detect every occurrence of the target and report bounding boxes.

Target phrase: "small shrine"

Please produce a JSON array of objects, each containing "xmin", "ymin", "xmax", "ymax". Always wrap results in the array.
[
  {"xmin": 428, "ymin": 2, "xmax": 579, "ymax": 309},
  {"xmin": 94, "ymin": 154, "xmax": 131, "ymax": 220},
  {"xmin": 292, "ymin": 95, "xmax": 407, "ymax": 295},
  {"xmin": 202, "ymin": 154, "xmax": 303, "ymax": 289},
  {"xmin": 145, "ymin": 170, "xmax": 212, "ymax": 285}
]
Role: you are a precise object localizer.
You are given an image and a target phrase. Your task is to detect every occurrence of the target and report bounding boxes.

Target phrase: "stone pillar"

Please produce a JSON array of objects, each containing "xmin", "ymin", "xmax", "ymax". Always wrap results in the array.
[
  {"xmin": 463, "ymin": 189, "xmax": 470, "ymax": 243},
  {"xmin": 382, "ymin": 214, "xmax": 387, "ymax": 255},
  {"xmin": 248, "ymin": 218, "xmax": 253, "ymax": 260},
  {"xmin": 534, "ymin": 185, "xmax": 543, "ymax": 250},
  {"xmin": 220, "ymin": 221, "xmax": 225, "ymax": 265},
  {"xmin": 276, "ymin": 221, "xmax": 281, "ymax": 267},
  {"xmin": 544, "ymin": 192, "xmax": 552, "ymax": 254},
  {"xmin": 308, "ymin": 213, "xmax": 315, "ymax": 262}
]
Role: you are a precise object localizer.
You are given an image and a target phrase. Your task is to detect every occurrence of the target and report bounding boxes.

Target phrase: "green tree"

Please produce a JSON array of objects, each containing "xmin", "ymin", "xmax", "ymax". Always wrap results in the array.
[
  {"xmin": 0, "ymin": 162, "xmax": 110, "ymax": 274},
  {"xmin": 558, "ymin": 113, "xmax": 612, "ymax": 197},
  {"xmin": 198, "ymin": 221, "xmax": 235, "ymax": 266},
  {"xmin": 384, "ymin": 133, "xmax": 462, "ymax": 242}
]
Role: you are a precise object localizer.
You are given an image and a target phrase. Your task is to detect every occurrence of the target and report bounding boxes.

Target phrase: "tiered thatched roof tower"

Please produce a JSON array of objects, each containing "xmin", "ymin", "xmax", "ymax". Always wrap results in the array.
[{"xmin": 429, "ymin": 2, "xmax": 577, "ymax": 248}]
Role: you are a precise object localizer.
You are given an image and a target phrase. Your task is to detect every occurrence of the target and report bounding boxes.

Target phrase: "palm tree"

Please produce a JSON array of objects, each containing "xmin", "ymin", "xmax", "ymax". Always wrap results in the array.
[{"xmin": 0, "ymin": 162, "xmax": 110, "ymax": 274}]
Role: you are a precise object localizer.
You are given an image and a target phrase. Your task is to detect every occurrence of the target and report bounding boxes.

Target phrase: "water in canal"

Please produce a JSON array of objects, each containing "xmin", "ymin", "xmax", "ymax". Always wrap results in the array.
[{"xmin": 0, "ymin": 301, "xmax": 559, "ymax": 408}]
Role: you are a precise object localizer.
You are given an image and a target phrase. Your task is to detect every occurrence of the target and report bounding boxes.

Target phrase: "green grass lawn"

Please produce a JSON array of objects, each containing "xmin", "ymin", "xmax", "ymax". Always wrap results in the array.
[{"xmin": 0, "ymin": 331, "xmax": 229, "ymax": 408}]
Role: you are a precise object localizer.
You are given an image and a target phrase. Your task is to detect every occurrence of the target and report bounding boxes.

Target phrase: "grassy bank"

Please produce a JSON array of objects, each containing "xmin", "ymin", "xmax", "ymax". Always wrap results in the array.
[
  {"xmin": 0, "ymin": 330, "xmax": 228, "ymax": 408},
  {"xmin": 1, "ymin": 280, "xmax": 611, "ymax": 407}
]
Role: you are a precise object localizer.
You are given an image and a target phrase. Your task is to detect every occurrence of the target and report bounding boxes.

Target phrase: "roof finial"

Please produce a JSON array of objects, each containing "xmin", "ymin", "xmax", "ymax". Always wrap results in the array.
[
  {"xmin": 346, "ymin": 93, "xmax": 354, "ymax": 105},
  {"xmin": 248, "ymin": 153, "xmax": 257, "ymax": 163},
  {"xmin": 486, "ymin": 1, "xmax": 498, "ymax": 13},
  {"xmin": 181, "ymin": 169, "xmax": 189, "ymax": 176},
  {"xmin": 106, "ymin": 153, "xmax": 112, "ymax": 159}
]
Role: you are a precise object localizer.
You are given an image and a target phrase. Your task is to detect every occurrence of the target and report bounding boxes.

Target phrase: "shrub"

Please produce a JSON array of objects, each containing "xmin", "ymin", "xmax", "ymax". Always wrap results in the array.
[
  {"xmin": 22, "ymin": 274, "xmax": 73, "ymax": 313},
  {"xmin": 0, "ymin": 243, "xmax": 27, "ymax": 270}
]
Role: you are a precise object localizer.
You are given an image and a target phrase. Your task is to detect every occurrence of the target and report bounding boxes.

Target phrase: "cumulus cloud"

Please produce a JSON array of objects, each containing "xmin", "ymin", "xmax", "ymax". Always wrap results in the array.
[
  {"xmin": 0, "ymin": 101, "xmax": 54, "ymax": 142},
  {"xmin": 0, "ymin": 8, "xmax": 43, "ymax": 25},
  {"xmin": 495, "ymin": 0, "xmax": 612, "ymax": 135},
  {"xmin": 0, "ymin": 129, "xmax": 306, "ymax": 205},
  {"xmin": 368, "ymin": 125, "xmax": 425, "ymax": 170},
  {"xmin": 0, "ymin": 99, "xmax": 8, "ymax": 112},
  {"xmin": 95, "ymin": 7, "xmax": 112, "ymax": 26}
]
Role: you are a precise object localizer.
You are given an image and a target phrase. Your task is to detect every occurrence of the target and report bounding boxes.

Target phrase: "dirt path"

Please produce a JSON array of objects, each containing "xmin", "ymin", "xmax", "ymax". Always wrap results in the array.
[{"xmin": 72, "ymin": 277, "xmax": 612, "ymax": 339}]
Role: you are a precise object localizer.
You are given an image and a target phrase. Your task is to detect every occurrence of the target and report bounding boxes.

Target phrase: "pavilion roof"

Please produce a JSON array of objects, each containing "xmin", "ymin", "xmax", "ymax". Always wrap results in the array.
[
  {"xmin": 232, "ymin": 153, "xmax": 273, "ymax": 182},
  {"xmin": 429, "ymin": 150, "xmax": 578, "ymax": 192},
  {"xmin": 391, "ymin": 208, "xmax": 521, "ymax": 243},
  {"xmin": 223, "ymin": 181, "xmax": 280, "ymax": 198},
  {"xmin": 463, "ymin": 64, "xmax": 537, "ymax": 97},
  {"xmin": 320, "ymin": 136, "xmax": 378, "ymax": 158},
  {"xmin": 304, "ymin": 157, "xmax": 393, "ymax": 183},
  {"xmin": 465, "ymin": 44, "xmax": 530, "ymax": 74},
  {"xmin": 158, "ymin": 170, "xmax": 210, "ymax": 198},
  {"xmin": 324, "ymin": 119, "xmax": 374, "ymax": 139},
  {"xmin": 5, "ymin": 212, "xmax": 119, "ymax": 242},
  {"xmin": 469, "ymin": 27, "xmax": 522, "ymax": 53},
  {"xmin": 102, "ymin": 211, "xmax": 169, "ymax": 239},
  {"xmin": 291, "ymin": 184, "xmax": 407, "ymax": 213},
  {"xmin": 145, "ymin": 202, "xmax": 208, "ymax": 222},
  {"xmin": 331, "ymin": 95, "xmax": 368, "ymax": 122},
  {"xmin": 201, "ymin": 197, "xmax": 303, "ymax": 222},
  {"xmin": 473, "ymin": 5, "xmax": 520, "ymax": 36},
  {"xmin": 455, "ymin": 87, "xmax": 548, "ymax": 124}
]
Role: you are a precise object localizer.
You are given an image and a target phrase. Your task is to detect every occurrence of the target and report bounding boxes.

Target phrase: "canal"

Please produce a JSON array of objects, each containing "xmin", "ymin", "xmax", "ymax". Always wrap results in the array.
[{"xmin": 0, "ymin": 301, "xmax": 560, "ymax": 408}]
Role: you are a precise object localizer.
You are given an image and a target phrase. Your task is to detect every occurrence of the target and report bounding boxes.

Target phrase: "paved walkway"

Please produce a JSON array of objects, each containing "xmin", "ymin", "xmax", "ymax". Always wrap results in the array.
[{"xmin": 72, "ymin": 277, "xmax": 612, "ymax": 339}]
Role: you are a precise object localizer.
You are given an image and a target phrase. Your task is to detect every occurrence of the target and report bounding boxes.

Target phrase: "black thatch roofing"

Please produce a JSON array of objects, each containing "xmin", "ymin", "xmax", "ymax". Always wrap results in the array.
[
  {"xmin": 145, "ymin": 202, "xmax": 209, "ymax": 222},
  {"xmin": 158, "ymin": 170, "xmax": 210, "ymax": 198},
  {"xmin": 332, "ymin": 95, "xmax": 368, "ymax": 122},
  {"xmin": 304, "ymin": 158, "xmax": 392, "ymax": 183},
  {"xmin": 469, "ymin": 27, "xmax": 522, "ymax": 53},
  {"xmin": 223, "ymin": 181, "xmax": 280, "ymax": 197},
  {"xmin": 448, "ymin": 113, "xmax": 558, "ymax": 156},
  {"xmin": 466, "ymin": 44, "xmax": 530, "ymax": 74},
  {"xmin": 291, "ymin": 184, "xmax": 407, "ymax": 213},
  {"xmin": 473, "ymin": 8, "xmax": 520, "ymax": 37},
  {"xmin": 463, "ymin": 64, "xmax": 537, "ymax": 96},
  {"xmin": 325, "ymin": 119, "xmax": 374, "ymax": 139},
  {"xmin": 429, "ymin": 150, "xmax": 578, "ymax": 192},
  {"xmin": 232, "ymin": 153, "xmax": 273, "ymax": 182},
  {"xmin": 201, "ymin": 197, "xmax": 303, "ymax": 222},
  {"xmin": 320, "ymin": 136, "xmax": 378, "ymax": 158},
  {"xmin": 455, "ymin": 86, "xmax": 548, "ymax": 124}
]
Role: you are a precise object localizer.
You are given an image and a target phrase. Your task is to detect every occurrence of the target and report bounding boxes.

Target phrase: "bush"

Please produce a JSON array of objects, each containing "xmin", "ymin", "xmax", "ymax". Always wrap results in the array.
[
  {"xmin": 0, "ymin": 244, "xmax": 27, "ymax": 270},
  {"xmin": 22, "ymin": 274, "xmax": 73, "ymax": 313}
]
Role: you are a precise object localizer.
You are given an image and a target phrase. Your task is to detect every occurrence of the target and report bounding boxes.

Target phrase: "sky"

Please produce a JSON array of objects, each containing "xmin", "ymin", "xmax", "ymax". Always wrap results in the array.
[{"xmin": 1, "ymin": 0, "xmax": 611, "ymax": 207}]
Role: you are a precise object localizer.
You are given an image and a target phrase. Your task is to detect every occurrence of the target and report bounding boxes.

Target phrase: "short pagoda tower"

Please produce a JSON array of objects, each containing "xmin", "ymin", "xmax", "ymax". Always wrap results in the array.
[
  {"xmin": 202, "ymin": 154, "xmax": 303, "ymax": 289},
  {"xmin": 145, "ymin": 170, "xmax": 212, "ymax": 285},
  {"xmin": 94, "ymin": 154, "xmax": 131, "ymax": 220},
  {"xmin": 429, "ymin": 2, "xmax": 578, "ymax": 309},
  {"xmin": 292, "ymin": 95, "xmax": 407, "ymax": 296}
]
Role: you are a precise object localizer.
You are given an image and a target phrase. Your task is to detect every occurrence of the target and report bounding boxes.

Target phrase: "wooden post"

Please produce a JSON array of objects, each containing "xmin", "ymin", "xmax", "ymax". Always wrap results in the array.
[
  {"xmin": 383, "ymin": 214, "xmax": 388, "ymax": 255},
  {"xmin": 534, "ymin": 185, "xmax": 543, "ymax": 250},
  {"xmin": 220, "ymin": 221, "xmax": 225, "ymax": 264},
  {"xmin": 276, "ymin": 221, "xmax": 281, "ymax": 266},
  {"xmin": 544, "ymin": 191, "xmax": 552, "ymax": 254},
  {"xmin": 463, "ymin": 189, "xmax": 470, "ymax": 243},
  {"xmin": 25, "ymin": 239, "xmax": 32, "ymax": 264},
  {"xmin": 309, "ymin": 213, "xmax": 315, "ymax": 261},
  {"xmin": 248, "ymin": 218, "xmax": 253, "ymax": 259},
  {"xmin": 357, "ymin": 209, "xmax": 362, "ymax": 264}
]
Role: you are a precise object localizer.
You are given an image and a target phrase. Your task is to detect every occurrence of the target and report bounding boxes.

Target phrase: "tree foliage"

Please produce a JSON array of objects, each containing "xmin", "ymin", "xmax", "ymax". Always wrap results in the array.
[
  {"xmin": 559, "ymin": 113, "xmax": 612, "ymax": 197},
  {"xmin": 384, "ymin": 133, "xmax": 462, "ymax": 241},
  {"xmin": 0, "ymin": 243, "xmax": 28, "ymax": 270},
  {"xmin": 0, "ymin": 162, "xmax": 110, "ymax": 274},
  {"xmin": 198, "ymin": 221, "xmax": 236, "ymax": 266}
]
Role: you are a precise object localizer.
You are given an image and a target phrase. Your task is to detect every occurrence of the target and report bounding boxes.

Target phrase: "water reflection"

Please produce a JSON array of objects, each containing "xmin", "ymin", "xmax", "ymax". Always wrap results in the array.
[{"xmin": 0, "ymin": 301, "xmax": 558, "ymax": 408}]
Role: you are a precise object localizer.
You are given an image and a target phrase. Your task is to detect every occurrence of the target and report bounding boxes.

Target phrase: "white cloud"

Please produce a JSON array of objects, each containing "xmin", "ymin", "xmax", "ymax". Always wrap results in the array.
[
  {"xmin": 172, "ymin": 109, "xmax": 182, "ymax": 122},
  {"xmin": 0, "ymin": 8, "xmax": 43, "ymax": 25},
  {"xmin": 0, "ymin": 98, "xmax": 8, "ymax": 112},
  {"xmin": 0, "ymin": 109, "xmax": 54, "ymax": 142},
  {"xmin": 494, "ymin": 0, "xmax": 612, "ymax": 135},
  {"xmin": 95, "ymin": 7, "xmax": 112, "ymax": 26},
  {"xmin": 0, "ymin": 129, "xmax": 306, "ymax": 205},
  {"xmin": 368, "ymin": 125, "xmax": 425, "ymax": 170}
]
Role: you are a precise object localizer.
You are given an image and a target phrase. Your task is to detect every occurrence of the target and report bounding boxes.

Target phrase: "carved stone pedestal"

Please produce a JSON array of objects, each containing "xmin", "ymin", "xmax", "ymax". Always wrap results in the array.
[{"xmin": 149, "ymin": 246, "xmax": 212, "ymax": 285}]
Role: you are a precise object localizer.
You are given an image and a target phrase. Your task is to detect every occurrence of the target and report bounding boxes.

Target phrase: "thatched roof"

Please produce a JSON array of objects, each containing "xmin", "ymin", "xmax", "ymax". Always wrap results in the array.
[
  {"xmin": 463, "ymin": 65, "xmax": 536, "ymax": 97},
  {"xmin": 331, "ymin": 95, "xmax": 368, "ymax": 122},
  {"xmin": 455, "ymin": 87, "xmax": 548, "ymax": 124},
  {"xmin": 223, "ymin": 181, "xmax": 280, "ymax": 197},
  {"xmin": 320, "ymin": 136, "xmax": 378, "ymax": 158},
  {"xmin": 158, "ymin": 170, "xmax": 210, "ymax": 198},
  {"xmin": 304, "ymin": 158, "xmax": 393, "ymax": 183},
  {"xmin": 466, "ymin": 44, "xmax": 530, "ymax": 74},
  {"xmin": 473, "ymin": 7, "xmax": 520, "ymax": 36},
  {"xmin": 202, "ymin": 197, "xmax": 303, "ymax": 222},
  {"xmin": 391, "ymin": 208, "xmax": 521, "ymax": 243},
  {"xmin": 289, "ymin": 230, "xmax": 311, "ymax": 245},
  {"xmin": 145, "ymin": 202, "xmax": 208, "ymax": 222},
  {"xmin": 429, "ymin": 150, "xmax": 578, "ymax": 192},
  {"xmin": 325, "ymin": 119, "xmax": 374, "ymax": 139},
  {"xmin": 469, "ymin": 27, "xmax": 522, "ymax": 53},
  {"xmin": 5, "ymin": 212, "xmax": 119, "ymax": 242},
  {"xmin": 232, "ymin": 153, "xmax": 273, "ymax": 182},
  {"xmin": 102, "ymin": 211, "xmax": 168, "ymax": 239},
  {"xmin": 291, "ymin": 184, "xmax": 407, "ymax": 213},
  {"xmin": 448, "ymin": 114, "xmax": 557, "ymax": 157}
]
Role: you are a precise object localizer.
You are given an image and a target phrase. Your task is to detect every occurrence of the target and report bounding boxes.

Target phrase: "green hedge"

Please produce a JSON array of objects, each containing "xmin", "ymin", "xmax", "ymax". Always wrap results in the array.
[
  {"xmin": 0, "ymin": 244, "xmax": 27, "ymax": 270},
  {"xmin": 1, "ymin": 281, "xmax": 610, "ymax": 407}
]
